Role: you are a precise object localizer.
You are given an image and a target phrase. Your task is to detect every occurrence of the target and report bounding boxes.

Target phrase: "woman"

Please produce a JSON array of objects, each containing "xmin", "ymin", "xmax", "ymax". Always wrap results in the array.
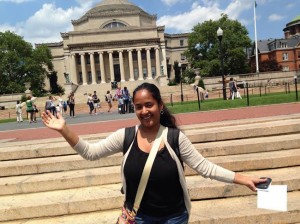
[
  {"xmin": 68, "ymin": 92, "xmax": 75, "ymax": 118},
  {"xmin": 16, "ymin": 100, "xmax": 24, "ymax": 123},
  {"xmin": 105, "ymin": 90, "xmax": 113, "ymax": 112},
  {"xmin": 87, "ymin": 93, "xmax": 94, "ymax": 115},
  {"xmin": 26, "ymin": 95, "xmax": 36, "ymax": 123},
  {"xmin": 41, "ymin": 82, "xmax": 266, "ymax": 223}
]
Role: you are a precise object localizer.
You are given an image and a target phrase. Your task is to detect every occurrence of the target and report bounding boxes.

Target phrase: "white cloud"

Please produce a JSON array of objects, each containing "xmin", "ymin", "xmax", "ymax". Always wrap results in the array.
[
  {"xmin": 158, "ymin": 0, "xmax": 253, "ymax": 33},
  {"xmin": 161, "ymin": 0, "xmax": 181, "ymax": 6},
  {"xmin": 268, "ymin": 14, "xmax": 284, "ymax": 22},
  {"xmin": 13, "ymin": 2, "xmax": 96, "ymax": 44}
]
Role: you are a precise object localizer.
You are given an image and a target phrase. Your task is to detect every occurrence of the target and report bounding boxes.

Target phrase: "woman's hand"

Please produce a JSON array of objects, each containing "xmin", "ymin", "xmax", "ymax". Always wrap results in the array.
[
  {"xmin": 234, "ymin": 173, "xmax": 268, "ymax": 192},
  {"xmin": 41, "ymin": 111, "xmax": 65, "ymax": 132}
]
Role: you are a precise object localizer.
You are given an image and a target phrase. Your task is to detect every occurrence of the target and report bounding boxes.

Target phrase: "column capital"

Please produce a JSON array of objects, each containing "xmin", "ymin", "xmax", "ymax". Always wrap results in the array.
[
  {"xmin": 97, "ymin": 51, "xmax": 104, "ymax": 55},
  {"xmin": 108, "ymin": 50, "xmax": 114, "ymax": 54},
  {"xmin": 118, "ymin": 50, "xmax": 123, "ymax": 53},
  {"xmin": 136, "ymin": 48, "xmax": 142, "ymax": 52},
  {"xmin": 79, "ymin": 52, "xmax": 85, "ymax": 56},
  {"xmin": 145, "ymin": 47, "xmax": 151, "ymax": 51},
  {"xmin": 88, "ymin": 52, "xmax": 95, "ymax": 55},
  {"xmin": 127, "ymin": 49, "xmax": 133, "ymax": 52}
]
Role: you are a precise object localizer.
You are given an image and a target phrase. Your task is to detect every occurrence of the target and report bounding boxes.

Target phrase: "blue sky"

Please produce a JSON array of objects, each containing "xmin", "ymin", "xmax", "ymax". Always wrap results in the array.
[{"xmin": 0, "ymin": 0, "xmax": 298, "ymax": 45}]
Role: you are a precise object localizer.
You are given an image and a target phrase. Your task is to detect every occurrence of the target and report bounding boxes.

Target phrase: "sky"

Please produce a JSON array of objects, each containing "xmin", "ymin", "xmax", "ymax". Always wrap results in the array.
[{"xmin": 0, "ymin": 0, "xmax": 299, "ymax": 45}]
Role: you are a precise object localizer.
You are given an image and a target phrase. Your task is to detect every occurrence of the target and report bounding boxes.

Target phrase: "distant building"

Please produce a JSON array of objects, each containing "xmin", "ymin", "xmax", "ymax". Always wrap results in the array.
[
  {"xmin": 40, "ymin": 0, "xmax": 188, "ymax": 90},
  {"xmin": 250, "ymin": 15, "xmax": 300, "ymax": 72}
]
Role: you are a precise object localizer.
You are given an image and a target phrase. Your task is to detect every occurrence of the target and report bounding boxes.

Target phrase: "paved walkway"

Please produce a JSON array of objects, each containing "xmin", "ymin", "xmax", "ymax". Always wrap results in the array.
[{"xmin": 1, "ymin": 102, "xmax": 300, "ymax": 142}]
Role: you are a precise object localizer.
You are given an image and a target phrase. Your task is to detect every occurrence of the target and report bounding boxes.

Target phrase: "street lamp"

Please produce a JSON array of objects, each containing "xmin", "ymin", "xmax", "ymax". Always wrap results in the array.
[
  {"xmin": 178, "ymin": 62, "xmax": 184, "ymax": 102},
  {"xmin": 217, "ymin": 27, "xmax": 227, "ymax": 100}
]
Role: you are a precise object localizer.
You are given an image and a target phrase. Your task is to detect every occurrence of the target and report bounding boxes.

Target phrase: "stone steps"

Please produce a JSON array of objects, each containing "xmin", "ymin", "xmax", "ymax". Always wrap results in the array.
[{"xmin": 1, "ymin": 115, "xmax": 300, "ymax": 223}]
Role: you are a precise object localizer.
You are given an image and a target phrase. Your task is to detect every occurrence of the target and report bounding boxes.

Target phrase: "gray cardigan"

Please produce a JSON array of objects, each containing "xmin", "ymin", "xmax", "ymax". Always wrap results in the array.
[{"xmin": 73, "ymin": 126, "xmax": 235, "ymax": 214}]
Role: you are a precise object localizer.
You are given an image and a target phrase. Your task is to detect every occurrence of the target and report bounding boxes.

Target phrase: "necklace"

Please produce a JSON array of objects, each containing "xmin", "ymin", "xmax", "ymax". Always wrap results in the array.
[{"xmin": 146, "ymin": 138, "xmax": 154, "ymax": 144}]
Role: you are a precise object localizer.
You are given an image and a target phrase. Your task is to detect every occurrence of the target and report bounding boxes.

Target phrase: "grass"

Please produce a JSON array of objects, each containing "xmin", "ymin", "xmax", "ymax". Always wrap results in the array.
[{"xmin": 167, "ymin": 91, "xmax": 298, "ymax": 114}]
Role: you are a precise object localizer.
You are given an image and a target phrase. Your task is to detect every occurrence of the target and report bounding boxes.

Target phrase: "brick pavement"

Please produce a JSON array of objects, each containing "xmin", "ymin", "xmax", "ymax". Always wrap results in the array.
[{"xmin": 1, "ymin": 102, "xmax": 300, "ymax": 142}]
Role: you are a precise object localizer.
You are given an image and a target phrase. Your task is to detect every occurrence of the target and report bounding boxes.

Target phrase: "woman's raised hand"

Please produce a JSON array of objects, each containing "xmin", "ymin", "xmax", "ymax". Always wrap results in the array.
[{"xmin": 41, "ymin": 111, "xmax": 66, "ymax": 131}]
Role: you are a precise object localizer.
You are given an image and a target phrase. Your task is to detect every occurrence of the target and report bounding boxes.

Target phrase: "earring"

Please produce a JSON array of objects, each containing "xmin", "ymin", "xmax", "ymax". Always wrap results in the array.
[{"xmin": 160, "ymin": 109, "xmax": 164, "ymax": 115}]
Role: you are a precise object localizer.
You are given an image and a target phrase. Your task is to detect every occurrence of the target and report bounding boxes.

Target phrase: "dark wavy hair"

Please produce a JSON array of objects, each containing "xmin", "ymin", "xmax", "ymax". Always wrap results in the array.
[{"xmin": 132, "ymin": 82, "xmax": 177, "ymax": 128}]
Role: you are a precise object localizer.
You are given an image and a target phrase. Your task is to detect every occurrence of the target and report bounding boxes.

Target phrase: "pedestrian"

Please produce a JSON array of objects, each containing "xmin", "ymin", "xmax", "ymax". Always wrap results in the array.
[
  {"xmin": 105, "ymin": 90, "xmax": 113, "ymax": 113},
  {"xmin": 33, "ymin": 104, "xmax": 39, "ymax": 122},
  {"xmin": 26, "ymin": 95, "xmax": 36, "ymax": 123},
  {"xmin": 68, "ymin": 92, "xmax": 75, "ymax": 118},
  {"xmin": 45, "ymin": 96, "xmax": 57, "ymax": 116},
  {"xmin": 92, "ymin": 91, "xmax": 100, "ymax": 114},
  {"xmin": 122, "ymin": 86, "xmax": 130, "ymax": 113},
  {"xmin": 41, "ymin": 82, "xmax": 266, "ymax": 224},
  {"xmin": 57, "ymin": 94, "xmax": 64, "ymax": 116},
  {"xmin": 15, "ymin": 100, "xmax": 24, "ymax": 123},
  {"xmin": 87, "ymin": 93, "xmax": 94, "ymax": 115}
]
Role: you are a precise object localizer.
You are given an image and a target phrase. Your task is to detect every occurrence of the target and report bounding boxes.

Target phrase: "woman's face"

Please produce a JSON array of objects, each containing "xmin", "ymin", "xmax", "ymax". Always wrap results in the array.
[{"xmin": 134, "ymin": 89, "xmax": 162, "ymax": 129}]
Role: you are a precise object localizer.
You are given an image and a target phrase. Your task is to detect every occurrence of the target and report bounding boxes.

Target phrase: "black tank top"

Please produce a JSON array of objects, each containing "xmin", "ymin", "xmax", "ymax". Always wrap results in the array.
[{"xmin": 124, "ymin": 137, "xmax": 186, "ymax": 217}]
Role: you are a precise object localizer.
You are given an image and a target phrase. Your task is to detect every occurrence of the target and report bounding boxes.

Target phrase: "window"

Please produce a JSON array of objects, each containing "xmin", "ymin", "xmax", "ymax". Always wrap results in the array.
[
  {"xmin": 282, "ymin": 53, "xmax": 288, "ymax": 61},
  {"xmin": 280, "ymin": 42, "xmax": 287, "ymax": 48},
  {"xmin": 103, "ymin": 21, "xmax": 126, "ymax": 29},
  {"xmin": 88, "ymin": 71, "xmax": 92, "ymax": 83},
  {"xmin": 143, "ymin": 68, "xmax": 147, "ymax": 79},
  {"xmin": 86, "ymin": 56, "xmax": 90, "ymax": 65},
  {"xmin": 298, "ymin": 51, "xmax": 300, "ymax": 59},
  {"xmin": 97, "ymin": 71, "xmax": 101, "ymax": 82},
  {"xmin": 181, "ymin": 53, "xmax": 186, "ymax": 61},
  {"xmin": 180, "ymin": 39, "xmax": 184, "ymax": 46},
  {"xmin": 79, "ymin": 72, "xmax": 82, "ymax": 83},
  {"xmin": 134, "ymin": 68, "xmax": 138, "ymax": 80},
  {"xmin": 165, "ymin": 40, "xmax": 168, "ymax": 47},
  {"xmin": 151, "ymin": 67, "xmax": 156, "ymax": 78}
]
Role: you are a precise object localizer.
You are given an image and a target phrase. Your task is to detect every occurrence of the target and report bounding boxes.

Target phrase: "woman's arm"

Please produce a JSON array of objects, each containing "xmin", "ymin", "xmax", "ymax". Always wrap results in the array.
[{"xmin": 178, "ymin": 132, "xmax": 266, "ymax": 192}]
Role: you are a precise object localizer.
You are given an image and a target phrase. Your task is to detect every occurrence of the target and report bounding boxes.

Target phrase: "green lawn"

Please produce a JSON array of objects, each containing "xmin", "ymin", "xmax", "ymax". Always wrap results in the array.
[{"xmin": 167, "ymin": 91, "xmax": 298, "ymax": 114}]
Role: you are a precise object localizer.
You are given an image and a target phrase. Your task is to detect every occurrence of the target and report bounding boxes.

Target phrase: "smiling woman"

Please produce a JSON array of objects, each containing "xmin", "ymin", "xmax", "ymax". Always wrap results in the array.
[{"xmin": 40, "ymin": 82, "xmax": 265, "ymax": 224}]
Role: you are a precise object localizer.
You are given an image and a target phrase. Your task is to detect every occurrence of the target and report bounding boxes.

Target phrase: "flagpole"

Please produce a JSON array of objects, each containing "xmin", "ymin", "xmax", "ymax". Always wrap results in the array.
[{"xmin": 254, "ymin": 1, "xmax": 259, "ymax": 74}]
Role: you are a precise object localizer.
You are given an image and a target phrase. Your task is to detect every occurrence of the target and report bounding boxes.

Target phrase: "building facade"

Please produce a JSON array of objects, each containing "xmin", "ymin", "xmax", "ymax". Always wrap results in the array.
[
  {"xmin": 43, "ymin": 0, "xmax": 188, "ymax": 90},
  {"xmin": 250, "ymin": 15, "xmax": 300, "ymax": 72}
]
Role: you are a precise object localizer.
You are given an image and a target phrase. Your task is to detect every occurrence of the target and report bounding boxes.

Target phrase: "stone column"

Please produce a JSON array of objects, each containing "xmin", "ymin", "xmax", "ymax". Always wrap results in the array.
[
  {"xmin": 137, "ymin": 48, "xmax": 143, "ymax": 80},
  {"xmin": 80, "ymin": 53, "xmax": 87, "ymax": 85},
  {"xmin": 161, "ymin": 44, "xmax": 168, "ymax": 78},
  {"xmin": 89, "ymin": 52, "xmax": 97, "ymax": 84},
  {"xmin": 71, "ymin": 53, "xmax": 78, "ymax": 84},
  {"xmin": 108, "ymin": 51, "xmax": 115, "ymax": 82},
  {"xmin": 146, "ymin": 48, "xmax": 152, "ymax": 79},
  {"xmin": 127, "ymin": 49, "xmax": 134, "ymax": 81},
  {"xmin": 155, "ymin": 47, "xmax": 161, "ymax": 77},
  {"xmin": 118, "ymin": 50, "xmax": 125, "ymax": 82},
  {"xmin": 98, "ymin": 51, "xmax": 106, "ymax": 83}
]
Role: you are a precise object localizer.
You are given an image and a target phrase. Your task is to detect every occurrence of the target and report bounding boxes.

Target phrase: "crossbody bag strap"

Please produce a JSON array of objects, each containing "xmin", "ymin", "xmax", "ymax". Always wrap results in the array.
[{"xmin": 133, "ymin": 125, "xmax": 167, "ymax": 212}]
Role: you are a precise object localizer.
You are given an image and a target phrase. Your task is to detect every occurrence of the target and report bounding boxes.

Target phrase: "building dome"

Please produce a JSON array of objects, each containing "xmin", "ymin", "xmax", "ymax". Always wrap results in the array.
[
  {"xmin": 72, "ymin": 0, "xmax": 153, "ymax": 25},
  {"xmin": 283, "ymin": 15, "xmax": 300, "ymax": 38}
]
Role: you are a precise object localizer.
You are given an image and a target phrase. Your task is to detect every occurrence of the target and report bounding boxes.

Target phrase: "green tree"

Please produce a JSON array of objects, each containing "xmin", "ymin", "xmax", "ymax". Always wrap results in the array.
[
  {"xmin": 0, "ymin": 31, "xmax": 53, "ymax": 95},
  {"xmin": 186, "ymin": 14, "xmax": 252, "ymax": 77}
]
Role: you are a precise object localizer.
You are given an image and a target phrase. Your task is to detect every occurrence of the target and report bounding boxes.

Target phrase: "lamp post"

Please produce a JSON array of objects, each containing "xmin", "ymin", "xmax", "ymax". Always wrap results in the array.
[
  {"xmin": 217, "ymin": 27, "xmax": 227, "ymax": 100},
  {"xmin": 178, "ymin": 62, "xmax": 184, "ymax": 102},
  {"xmin": 294, "ymin": 76, "xmax": 298, "ymax": 101}
]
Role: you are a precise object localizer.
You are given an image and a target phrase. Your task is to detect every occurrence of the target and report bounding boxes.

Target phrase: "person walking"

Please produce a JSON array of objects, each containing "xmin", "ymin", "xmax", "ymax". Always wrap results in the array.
[
  {"xmin": 87, "ymin": 93, "xmax": 94, "ymax": 115},
  {"xmin": 122, "ymin": 86, "xmax": 130, "ymax": 113},
  {"xmin": 105, "ymin": 90, "xmax": 113, "ymax": 113},
  {"xmin": 41, "ymin": 82, "xmax": 266, "ymax": 224},
  {"xmin": 15, "ymin": 100, "xmax": 24, "ymax": 123},
  {"xmin": 26, "ymin": 95, "xmax": 36, "ymax": 123},
  {"xmin": 68, "ymin": 92, "xmax": 75, "ymax": 118},
  {"xmin": 92, "ymin": 91, "xmax": 100, "ymax": 115}
]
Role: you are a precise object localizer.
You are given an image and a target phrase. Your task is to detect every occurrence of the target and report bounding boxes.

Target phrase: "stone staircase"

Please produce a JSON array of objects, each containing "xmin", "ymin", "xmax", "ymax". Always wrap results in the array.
[{"xmin": 1, "ymin": 115, "xmax": 300, "ymax": 223}]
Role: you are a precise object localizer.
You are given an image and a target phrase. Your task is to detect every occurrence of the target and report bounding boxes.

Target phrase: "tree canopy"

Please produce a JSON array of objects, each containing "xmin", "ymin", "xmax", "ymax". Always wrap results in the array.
[
  {"xmin": 186, "ymin": 14, "xmax": 252, "ymax": 77},
  {"xmin": 0, "ymin": 31, "xmax": 53, "ymax": 95}
]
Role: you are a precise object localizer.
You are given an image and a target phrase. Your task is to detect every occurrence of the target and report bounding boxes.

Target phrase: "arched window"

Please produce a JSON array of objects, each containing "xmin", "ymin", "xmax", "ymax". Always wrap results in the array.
[{"xmin": 103, "ymin": 22, "xmax": 126, "ymax": 29}]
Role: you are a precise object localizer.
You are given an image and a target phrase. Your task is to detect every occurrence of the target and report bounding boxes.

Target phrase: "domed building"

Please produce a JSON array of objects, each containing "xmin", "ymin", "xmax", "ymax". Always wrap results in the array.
[
  {"xmin": 44, "ymin": 0, "xmax": 188, "ymax": 93},
  {"xmin": 283, "ymin": 15, "xmax": 300, "ymax": 38}
]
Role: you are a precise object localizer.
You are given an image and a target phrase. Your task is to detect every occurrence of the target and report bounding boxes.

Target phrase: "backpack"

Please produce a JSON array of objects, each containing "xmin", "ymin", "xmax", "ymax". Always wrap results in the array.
[{"xmin": 123, "ymin": 126, "xmax": 183, "ymax": 166}]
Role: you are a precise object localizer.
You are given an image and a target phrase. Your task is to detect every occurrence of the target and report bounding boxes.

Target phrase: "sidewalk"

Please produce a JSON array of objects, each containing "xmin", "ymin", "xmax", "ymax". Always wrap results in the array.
[{"xmin": 1, "ymin": 102, "xmax": 300, "ymax": 142}]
